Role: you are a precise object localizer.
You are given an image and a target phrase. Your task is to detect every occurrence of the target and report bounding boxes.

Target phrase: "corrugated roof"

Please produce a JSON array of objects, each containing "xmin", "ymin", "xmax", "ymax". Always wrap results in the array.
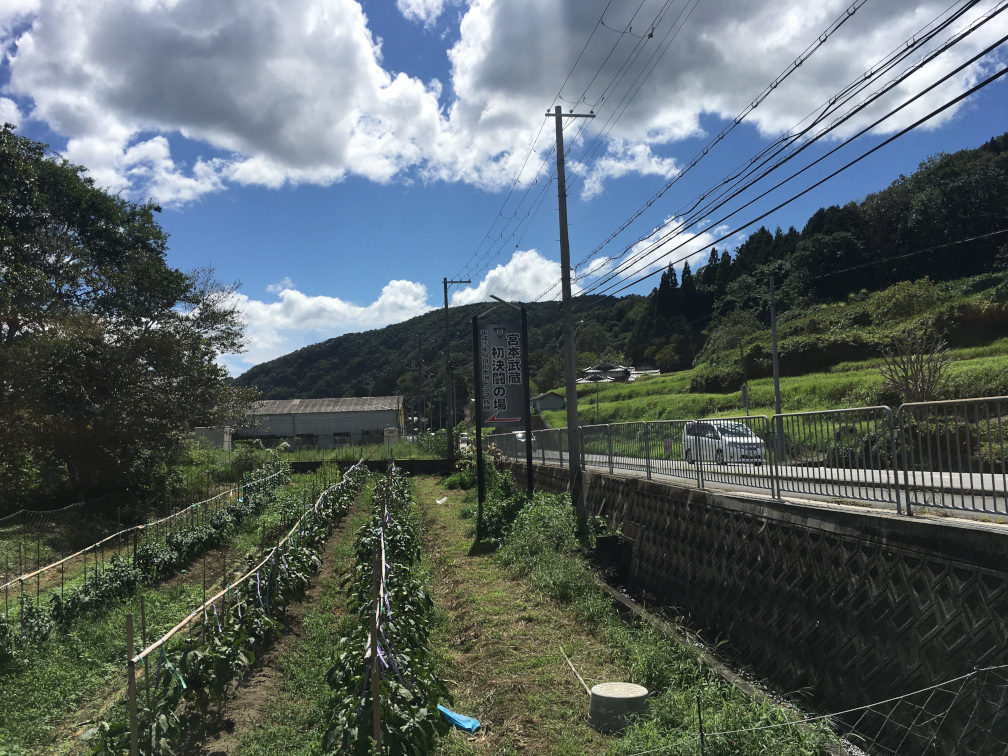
[{"xmin": 248, "ymin": 396, "xmax": 403, "ymax": 415}]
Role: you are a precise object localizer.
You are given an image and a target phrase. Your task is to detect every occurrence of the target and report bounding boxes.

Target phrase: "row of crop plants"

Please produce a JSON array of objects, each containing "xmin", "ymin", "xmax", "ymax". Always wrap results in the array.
[
  {"xmin": 92, "ymin": 463, "xmax": 369, "ymax": 753},
  {"xmin": 323, "ymin": 465, "xmax": 450, "ymax": 754},
  {"xmin": 0, "ymin": 462, "xmax": 291, "ymax": 668}
]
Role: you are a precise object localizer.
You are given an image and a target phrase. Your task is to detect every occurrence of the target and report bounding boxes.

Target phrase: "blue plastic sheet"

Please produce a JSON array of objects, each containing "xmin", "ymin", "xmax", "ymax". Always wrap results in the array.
[{"xmin": 438, "ymin": 704, "xmax": 480, "ymax": 733}]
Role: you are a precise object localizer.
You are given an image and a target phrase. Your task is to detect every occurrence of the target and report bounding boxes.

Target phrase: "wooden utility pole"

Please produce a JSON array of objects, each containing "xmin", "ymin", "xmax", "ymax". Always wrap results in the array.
[
  {"xmin": 547, "ymin": 105, "xmax": 594, "ymax": 509},
  {"xmin": 769, "ymin": 276, "xmax": 785, "ymax": 472},
  {"xmin": 444, "ymin": 278, "xmax": 469, "ymax": 466},
  {"xmin": 415, "ymin": 336, "xmax": 423, "ymax": 435}
]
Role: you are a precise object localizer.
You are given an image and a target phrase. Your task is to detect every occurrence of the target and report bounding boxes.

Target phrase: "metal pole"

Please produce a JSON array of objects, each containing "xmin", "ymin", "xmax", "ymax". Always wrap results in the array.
[
  {"xmin": 522, "ymin": 307, "xmax": 534, "ymax": 497},
  {"xmin": 444, "ymin": 278, "xmax": 468, "ymax": 466},
  {"xmin": 548, "ymin": 104, "xmax": 594, "ymax": 511},
  {"xmin": 126, "ymin": 614, "xmax": 139, "ymax": 756},
  {"xmin": 769, "ymin": 276, "xmax": 785, "ymax": 471},
  {"xmin": 472, "ymin": 316, "xmax": 485, "ymax": 538}
]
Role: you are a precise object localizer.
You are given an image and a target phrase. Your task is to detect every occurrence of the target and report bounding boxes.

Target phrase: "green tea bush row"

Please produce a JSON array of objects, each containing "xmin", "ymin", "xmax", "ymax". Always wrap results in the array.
[{"xmin": 324, "ymin": 469, "xmax": 450, "ymax": 755}]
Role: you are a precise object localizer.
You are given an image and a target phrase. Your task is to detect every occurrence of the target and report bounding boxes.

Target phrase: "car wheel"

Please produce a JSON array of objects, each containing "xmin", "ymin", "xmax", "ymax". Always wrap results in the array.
[{"xmin": 715, "ymin": 449, "xmax": 724, "ymax": 464}]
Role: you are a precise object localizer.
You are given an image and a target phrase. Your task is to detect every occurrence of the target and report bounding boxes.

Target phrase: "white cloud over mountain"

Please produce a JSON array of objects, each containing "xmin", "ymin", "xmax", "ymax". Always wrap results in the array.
[
  {"xmin": 2, "ymin": 0, "xmax": 997, "ymax": 206},
  {"xmin": 225, "ymin": 248, "xmax": 560, "ymax": 375}
]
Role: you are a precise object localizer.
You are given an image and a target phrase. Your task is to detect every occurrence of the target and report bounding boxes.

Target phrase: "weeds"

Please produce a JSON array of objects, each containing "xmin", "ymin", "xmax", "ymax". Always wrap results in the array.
[{"xmin": 482, "ymin": 468, "xmax": 841, "ymax": 755}]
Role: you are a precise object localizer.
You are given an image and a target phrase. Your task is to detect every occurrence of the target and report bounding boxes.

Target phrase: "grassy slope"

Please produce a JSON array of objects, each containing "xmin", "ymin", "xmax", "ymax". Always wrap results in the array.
[
  {"xmin": 542, "ymin": 335, "xmax": 1008, "ymax": 427},
  {"xmin": 537, "ymin": 273, "xmax": 1008, "ymax": 426}
]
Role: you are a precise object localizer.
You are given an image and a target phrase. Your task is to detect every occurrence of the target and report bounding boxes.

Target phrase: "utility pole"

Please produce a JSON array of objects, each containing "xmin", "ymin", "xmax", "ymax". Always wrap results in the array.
[
  {"xmin": 547, "ymin": 104, "xmax": 594, "ymax": 510},
  {"xmin": 769, "ymin": 276, "xmax": 784, "ymax": 467},
  {"xmin": 415, "ymin": 335, "xmax": 423, "ymax": 434},
  {"xmin": 444, "ymin": 278, "xmax": 469, "ymax": 466}
]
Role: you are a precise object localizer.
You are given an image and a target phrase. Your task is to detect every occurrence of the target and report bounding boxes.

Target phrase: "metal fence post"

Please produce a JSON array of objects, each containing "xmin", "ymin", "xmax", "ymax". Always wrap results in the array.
[
  {"xmin": 769, "ymin": 414, "xmax": 781, "ymax": 499},
  {"xmin": 897, "ymin": 404, "xmax": 913, "ymax": 516},
  {"xmin": 644, "ymin": 423, "xmax": 652, "ymax": 480},
  {"xmin": 693, "ymin": 420, "xmax": 704, "ymax": 490},
  {"xmin": 885, "ymin": 407, "xmax": 904, "ymax": 515},
  {"xmin": 607, "ymin": 425, "xmax": 614, "ymax": 475}
]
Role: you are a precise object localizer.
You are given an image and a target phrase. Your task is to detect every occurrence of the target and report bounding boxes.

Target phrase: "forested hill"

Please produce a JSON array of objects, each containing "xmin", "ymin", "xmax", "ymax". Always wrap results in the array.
[
  {"xmin": 235, "ymin": 132, "xmax": 1008, "ymax": 404},
  {"xmin": 232, "ymin": 295, "xmax": 645, "ymax": 401}
]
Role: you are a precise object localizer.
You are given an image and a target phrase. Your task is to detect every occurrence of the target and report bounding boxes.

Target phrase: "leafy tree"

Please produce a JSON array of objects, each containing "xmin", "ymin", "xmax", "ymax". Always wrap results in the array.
[{"xmin": 0, "ymin": 125, "xmax": 255, "ymax": 507}]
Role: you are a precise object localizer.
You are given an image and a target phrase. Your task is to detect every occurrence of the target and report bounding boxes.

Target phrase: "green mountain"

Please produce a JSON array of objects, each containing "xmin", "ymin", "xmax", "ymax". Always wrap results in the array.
[
  {"xmin": 235, "ymin": 133, "xmax": 1008, "ymax": 415},
  {"xmin": 233, "ymin": 295, "xmax": 644, "ymax": 422}
]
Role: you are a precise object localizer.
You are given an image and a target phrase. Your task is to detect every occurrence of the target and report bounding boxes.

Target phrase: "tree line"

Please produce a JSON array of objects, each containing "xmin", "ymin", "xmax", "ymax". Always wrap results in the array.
[{"xmin": 629, "ymin": 132, "xmax": 1008, "ymax": 373}]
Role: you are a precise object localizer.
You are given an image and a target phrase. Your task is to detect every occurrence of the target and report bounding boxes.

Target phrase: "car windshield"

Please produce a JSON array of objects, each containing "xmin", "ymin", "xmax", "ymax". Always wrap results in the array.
[{"xmin": 718, "ymin": 424, "xmax": 754, "ymax": 438}]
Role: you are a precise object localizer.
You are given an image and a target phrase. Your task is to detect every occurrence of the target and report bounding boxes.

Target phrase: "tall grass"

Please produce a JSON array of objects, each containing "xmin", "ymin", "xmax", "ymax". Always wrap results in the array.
[{"xmin": 494, "ymin": 494, "xmax": 839, "ymax": 755}]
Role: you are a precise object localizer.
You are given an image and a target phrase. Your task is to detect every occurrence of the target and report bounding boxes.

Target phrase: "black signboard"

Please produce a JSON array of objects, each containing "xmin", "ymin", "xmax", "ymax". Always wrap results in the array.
[{"xmin": 478, "ymin": 322, "xmax": 526, "ymax": 426}]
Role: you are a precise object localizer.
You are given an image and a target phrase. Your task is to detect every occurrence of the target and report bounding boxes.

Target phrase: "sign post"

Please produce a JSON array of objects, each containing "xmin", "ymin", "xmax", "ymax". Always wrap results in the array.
[{"xmin": 473, "ymin": 310, "xmax": 533, "ymax": 531}]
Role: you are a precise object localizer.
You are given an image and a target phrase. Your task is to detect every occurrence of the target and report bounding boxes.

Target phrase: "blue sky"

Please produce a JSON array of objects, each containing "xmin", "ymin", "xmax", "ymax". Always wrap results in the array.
[{"xmin": 2, "ymin": 0, "xmax": 1005, "ymax": 375}]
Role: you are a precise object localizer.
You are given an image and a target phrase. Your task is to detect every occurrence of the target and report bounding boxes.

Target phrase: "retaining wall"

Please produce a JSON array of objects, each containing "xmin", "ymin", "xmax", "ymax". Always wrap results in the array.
[{"xmin": 523, "ymin": 463, "xmax": 1008, "ymax": 754}]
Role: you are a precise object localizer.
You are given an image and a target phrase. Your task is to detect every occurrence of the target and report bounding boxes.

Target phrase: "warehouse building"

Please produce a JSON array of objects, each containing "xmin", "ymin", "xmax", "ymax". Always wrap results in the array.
[{"xmin": 234, "ymin": 396, "xmax": 404, "ymax": 448}]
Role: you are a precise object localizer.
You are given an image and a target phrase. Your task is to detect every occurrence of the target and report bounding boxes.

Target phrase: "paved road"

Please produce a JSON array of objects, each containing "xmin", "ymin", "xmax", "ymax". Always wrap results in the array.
[{"xmin": 516, "ymin": 447, "xmax": 1008, "ymax": 517}]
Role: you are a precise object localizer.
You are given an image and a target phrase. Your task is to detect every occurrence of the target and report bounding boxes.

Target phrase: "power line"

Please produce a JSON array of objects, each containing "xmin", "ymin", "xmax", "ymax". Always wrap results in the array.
[
  {"xmin": 456, "ymin": 2, "xmax": 623, "ymax": 282},
  {"xmin": 580, "ymin": 0, "xmax": 994, "ymax": 292},
  {"xmin": 570, "ymin": 0, "xmax": 874, "ymax": 276},
  {"xmin": 463, "ymin": 0, "xmax": 692, "ymax": 287},
  {"xmin": 598, "ymin": 63, "xmax": 1008, "ymax": 298},
  {"xmin": 578, "ymin": 3, "xmax": 1005, "ymax": 296}
]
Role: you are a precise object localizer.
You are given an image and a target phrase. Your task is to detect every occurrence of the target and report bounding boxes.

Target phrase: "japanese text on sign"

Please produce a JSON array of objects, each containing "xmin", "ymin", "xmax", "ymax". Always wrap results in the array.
[{"xmin": 478, "ymin": 324, "xmax": 525, "ymax": 424}]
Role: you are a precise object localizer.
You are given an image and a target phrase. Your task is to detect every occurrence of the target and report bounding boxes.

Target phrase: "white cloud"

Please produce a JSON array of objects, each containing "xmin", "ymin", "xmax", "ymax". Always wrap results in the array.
[
  {"xmin": 0, "ymin": 97, "xmax": 20, "ymax": 124},
  {"xmin": 452, "ymin": 248, "xmax": 570, "ymax": 305},
  {"xmin": 266, "ymin": 277, "xmax": 294, "ymax": 294},
  {"xmin": 1, "ymin": 0, "xmax": 997, "ymax": 204},
  {"xmin": 225, "ymin": 278, "xmax": 434, "ymax": 375},
  {"xmin": 589, "ymin": 217, "xmax": 737, "ymax": 285},
  {"xmin": 575, "ymin": 139, "xmax": 680, "ymax": 200},
  {"xmin": 397, "ymin": 0, "xmax": 449, "ymax": 27}
]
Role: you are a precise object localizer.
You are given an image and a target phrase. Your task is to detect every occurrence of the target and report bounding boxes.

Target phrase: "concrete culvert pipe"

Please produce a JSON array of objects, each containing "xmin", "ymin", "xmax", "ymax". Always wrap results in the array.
[{"xmin": 588, "ymin": 682, "xmax": 649, "ymax": 733}]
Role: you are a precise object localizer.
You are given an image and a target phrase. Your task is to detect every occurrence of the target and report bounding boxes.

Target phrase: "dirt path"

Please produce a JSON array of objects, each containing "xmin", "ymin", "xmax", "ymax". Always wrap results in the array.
[{"xmin": 414, "ymin": 479, "xmax": 627, "ymax": 755}]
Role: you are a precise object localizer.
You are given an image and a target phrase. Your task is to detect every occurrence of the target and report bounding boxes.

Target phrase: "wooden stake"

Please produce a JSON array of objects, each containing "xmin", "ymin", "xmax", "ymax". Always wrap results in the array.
[
  {"xmin": 141, "ymin": 597, "xmax": 151, "ymax": 733},
  {"xmin": 126, "ymin": 614, "xmax": 139, "ymax": 756},
  {"xmin": 371, "ymin": 514, "xmax": 384, "ymax": 753},
  {"xmin": 698, "ymin": 693, "xmax": 705, "ymax": 756}
]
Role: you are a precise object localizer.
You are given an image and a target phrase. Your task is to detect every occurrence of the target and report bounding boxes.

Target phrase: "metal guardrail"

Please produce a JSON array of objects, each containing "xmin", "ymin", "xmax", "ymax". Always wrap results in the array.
[
  {"xmin": 898, "ymin": 397, "xmax": 1008, "ymax": 515},
  {"xmin": 487, "ymin": 396, "xmax": 1008, "ymax": 516}
]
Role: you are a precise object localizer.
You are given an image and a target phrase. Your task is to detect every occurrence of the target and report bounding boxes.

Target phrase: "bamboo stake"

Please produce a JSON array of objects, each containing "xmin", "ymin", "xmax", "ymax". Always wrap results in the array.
[
  {"xmin": 371, "ymin": 545, "xmax": 382, "ymax": 753},
  {"xmin": 141, "ymin": 597, "xmax": 151, "ymax": 735},
  {"xmin": 127, "ymin": 614, "xmax": 139, "ymax": 756},
  {"xmin": 698, "ymin": 693, "xmax": 706, "ymax": 756}
]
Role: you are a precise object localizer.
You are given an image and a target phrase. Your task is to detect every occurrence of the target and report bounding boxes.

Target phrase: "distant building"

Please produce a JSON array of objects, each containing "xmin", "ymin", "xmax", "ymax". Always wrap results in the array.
[
  {"xmin": 531, "ymin": 391, "xmax": 565, "ymax": 413},
  {"xmin": 235, "ymin": 396, "xmax": 404, "ymax": 447},
  {"xmin": 578, "ymin": 362, "xmax": 631, "ymax": 384},
  {"xmin": 629, "ymin": 367, "xmax": 660, "ymax": 382}
]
